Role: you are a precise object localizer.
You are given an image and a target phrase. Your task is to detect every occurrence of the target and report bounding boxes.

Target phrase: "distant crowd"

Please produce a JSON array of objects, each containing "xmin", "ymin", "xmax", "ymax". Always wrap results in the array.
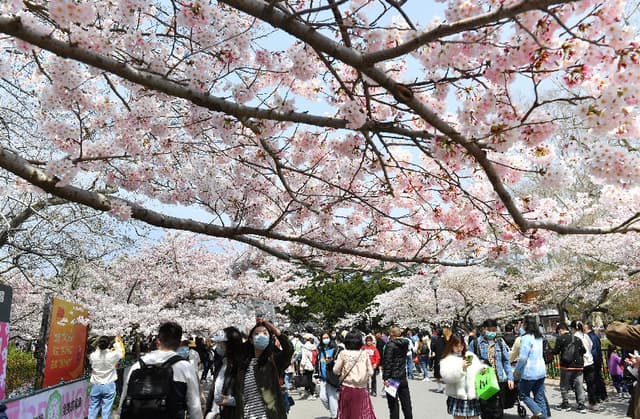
[{"xmin": 82, "ymin": 315, "xmax": 640, "ymax": 419}]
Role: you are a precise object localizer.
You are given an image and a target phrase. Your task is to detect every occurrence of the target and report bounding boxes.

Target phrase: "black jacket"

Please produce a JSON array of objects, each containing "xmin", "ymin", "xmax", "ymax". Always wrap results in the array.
[
  {"xmin": 382, "ymin": 337, "xmax": 409, "ymax": 380},
  {"xmin": 205, "ymin": 355, "xmax": 237, "ymax": 417},
  {"xmin": 430, "ymin": 336, "xmax": 446, "ymax": 360},
  {"xmin": 553, "ymin": 332, "xmax": 585, "ymax": 368}
]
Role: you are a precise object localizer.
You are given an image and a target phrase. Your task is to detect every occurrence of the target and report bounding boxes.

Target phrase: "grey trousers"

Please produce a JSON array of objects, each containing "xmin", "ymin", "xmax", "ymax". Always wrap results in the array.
[{"xmin": 559, "ymin": 369, "xmax": 586, "ymax": 405}]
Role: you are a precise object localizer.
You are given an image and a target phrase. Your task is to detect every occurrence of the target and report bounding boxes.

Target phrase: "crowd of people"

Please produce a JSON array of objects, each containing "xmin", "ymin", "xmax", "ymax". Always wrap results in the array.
[{"xmin": 85, "ymin": 316, "xmax": 640, "ymax": 419}]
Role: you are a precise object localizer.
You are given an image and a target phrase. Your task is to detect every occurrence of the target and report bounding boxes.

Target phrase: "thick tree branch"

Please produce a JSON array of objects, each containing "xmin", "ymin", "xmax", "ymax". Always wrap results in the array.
[
  {"xmin": 0, "ymin": 197, "xmax": 66, "ymax": 248},
  {"xmin": 0, "ymin": 147, "xmax": 477, "ymax": 267},
  {"xmin": 215, "ymin": 0, "xmax": 606, "ymax": 236},
  {"xmin": 361, "ymin": 0, "xmax": 580, "ymax": 64},
  {"xmin": 0, "ymin": 15, "xmax": 430, "ymax": 141}
]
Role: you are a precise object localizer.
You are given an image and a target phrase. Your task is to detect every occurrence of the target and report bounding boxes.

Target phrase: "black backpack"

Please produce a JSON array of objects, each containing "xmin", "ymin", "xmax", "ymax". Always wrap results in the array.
[
  {"xmin": 121, "ymin": 355, "xmax": 185, "ymax": 419},
  {"xmin": 561, "ymin": 336, "xmax": 582, "ymax": 366}
]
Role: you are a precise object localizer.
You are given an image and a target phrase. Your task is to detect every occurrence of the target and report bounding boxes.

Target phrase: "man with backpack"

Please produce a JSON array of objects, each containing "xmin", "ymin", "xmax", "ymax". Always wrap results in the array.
[
  {"xmin": 553, "ymin": 322, "xmax": 587, "ymax": 413},
  {"xmin": 119, "ymin": 321, "xmax": 202, "ymax": 419}
]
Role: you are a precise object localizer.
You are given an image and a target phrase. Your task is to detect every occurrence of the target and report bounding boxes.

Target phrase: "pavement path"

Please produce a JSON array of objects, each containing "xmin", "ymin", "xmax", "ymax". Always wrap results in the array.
[{"xmin": 287, "ymin": 377, "xmax": 631, "ymax": 419}]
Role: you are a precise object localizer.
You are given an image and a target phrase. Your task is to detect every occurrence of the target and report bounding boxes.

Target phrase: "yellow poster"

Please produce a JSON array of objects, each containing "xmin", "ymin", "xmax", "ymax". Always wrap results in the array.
[{"xmin": 43, "ymin": 298, "xmax": 89, "ymax": 387}]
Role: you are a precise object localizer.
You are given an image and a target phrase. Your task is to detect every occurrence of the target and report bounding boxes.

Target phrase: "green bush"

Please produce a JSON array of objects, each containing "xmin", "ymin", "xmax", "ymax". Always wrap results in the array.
[{"xmin": 5, "ymin": 343, "xmax": 37, "ymax": 398}]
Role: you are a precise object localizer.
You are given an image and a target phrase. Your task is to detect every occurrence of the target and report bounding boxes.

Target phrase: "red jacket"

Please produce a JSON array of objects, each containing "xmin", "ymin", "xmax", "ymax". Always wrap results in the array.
[{"xmin": 361, "ymin": 344, "xmax": 381, "ymax": 368}]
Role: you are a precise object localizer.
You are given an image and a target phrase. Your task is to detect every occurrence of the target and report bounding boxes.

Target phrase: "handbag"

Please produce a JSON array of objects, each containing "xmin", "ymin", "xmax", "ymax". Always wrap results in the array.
[
  {"xmin": 324, "ymin": 347, "xmax": 342, "ymax": 388},
  {"xmin": 475, "ymin": 367, "xmax": 500, "ymax": 400},
  {"xmin": 325, "ymin": 365, "xmax": 341, "ymax": 388}
]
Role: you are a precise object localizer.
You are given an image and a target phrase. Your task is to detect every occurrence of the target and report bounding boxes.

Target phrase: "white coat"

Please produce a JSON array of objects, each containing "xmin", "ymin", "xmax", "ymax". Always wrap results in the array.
[{"xmin": 439, "ymin": 351, "xmax": 484, "ymax": 400}]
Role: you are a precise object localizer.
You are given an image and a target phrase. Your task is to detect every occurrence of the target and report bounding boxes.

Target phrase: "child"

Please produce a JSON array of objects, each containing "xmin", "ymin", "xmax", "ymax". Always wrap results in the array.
[{"xmin": 608, "ymin": 345, "xmax": 630, "ymax": 398}]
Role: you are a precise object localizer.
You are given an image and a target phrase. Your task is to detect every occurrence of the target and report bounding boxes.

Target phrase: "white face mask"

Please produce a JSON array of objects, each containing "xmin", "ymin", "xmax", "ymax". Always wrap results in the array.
[{"xmin": 253, "ymin": 334, "xmax": 270, "ymax": 350}]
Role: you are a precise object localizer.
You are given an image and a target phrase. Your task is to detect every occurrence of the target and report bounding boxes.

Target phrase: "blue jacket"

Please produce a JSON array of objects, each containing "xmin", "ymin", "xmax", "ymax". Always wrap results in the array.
[
  {"xmin": 588, "ymin": 331, "xmax": 603, "ymax": 365},
  {"xmin": 514, "ymin": 334, "xmax": 547, "ymax": 380},
  {"xmin": 468, "ymin": 336, "xmax": 514, "ymax": 382},
  {"xmin": 319, "ymin": 347, "xmax": 337, "ymax": 381}
]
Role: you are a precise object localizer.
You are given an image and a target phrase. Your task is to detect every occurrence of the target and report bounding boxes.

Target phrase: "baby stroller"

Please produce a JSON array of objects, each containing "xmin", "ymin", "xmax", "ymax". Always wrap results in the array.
[{"xmin": 502, "ymin": 384, "xmax": 527, "ymax": 417}]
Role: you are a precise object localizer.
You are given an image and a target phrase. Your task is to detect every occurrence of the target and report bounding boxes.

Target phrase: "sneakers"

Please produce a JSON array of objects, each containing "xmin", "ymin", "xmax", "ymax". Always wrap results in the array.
[
  {"xmin": 576, "ymin": 404, "xmax": 587, "ymax": 414},
  {"xmin": 556, "ymin": 402, "xmax": 571, "ymax": 411},
  {"xmin": 589, "ymin": 403, "xmax": 600, "ymax": 411},
  {"xmin": 308, "ymin": 395, "xmax": 317, "ymax": 400}
]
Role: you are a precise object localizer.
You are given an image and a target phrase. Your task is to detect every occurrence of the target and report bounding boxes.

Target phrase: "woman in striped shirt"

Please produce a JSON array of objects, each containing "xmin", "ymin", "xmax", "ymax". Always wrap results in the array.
[{"xmin": 234, "ymin": 318, "xmax": 294, "ymax": 419}]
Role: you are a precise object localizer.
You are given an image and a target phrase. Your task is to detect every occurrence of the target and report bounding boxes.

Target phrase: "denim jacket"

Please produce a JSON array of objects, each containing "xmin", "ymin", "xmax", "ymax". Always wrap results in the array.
[
  {"xmin": 514, "ymin": 334, "xmax": 547, "ymax": 381},
  {"xmin": 468, "ymin": 336, "xmax": 514, "ymax": 382}
]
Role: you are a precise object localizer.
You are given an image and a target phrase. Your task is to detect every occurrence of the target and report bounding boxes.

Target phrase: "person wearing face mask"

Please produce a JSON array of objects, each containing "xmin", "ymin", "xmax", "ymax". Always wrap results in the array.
[
  {"xmin": 205, "ymin": 327, "xmax": 243, "ymax": 419},
  {"xmin": 468, "ymin": 319, "xmax": 515, "ymax": 419},
  {"xmin": 318, "ymin": 332, "xmax": 341, "ymax": 419},
  {"xmin": 234, "ymin": 318, "xmax": 293, "ymax": 419},
  {"xmin": 440, "ymin": 334, "xmax": 483, "ymax": 419}
]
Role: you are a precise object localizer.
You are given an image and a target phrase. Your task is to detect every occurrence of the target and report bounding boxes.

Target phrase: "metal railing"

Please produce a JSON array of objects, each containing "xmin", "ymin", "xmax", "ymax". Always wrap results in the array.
[{"xmin": 546, "ymin": 353, "xmax": 610, "ymax": 380}]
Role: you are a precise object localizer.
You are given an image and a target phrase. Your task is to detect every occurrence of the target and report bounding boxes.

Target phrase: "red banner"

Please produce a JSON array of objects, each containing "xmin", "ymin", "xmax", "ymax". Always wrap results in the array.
[{"xmin": 42, "ymin": 298, "xmax": 89, "ymax": 388}]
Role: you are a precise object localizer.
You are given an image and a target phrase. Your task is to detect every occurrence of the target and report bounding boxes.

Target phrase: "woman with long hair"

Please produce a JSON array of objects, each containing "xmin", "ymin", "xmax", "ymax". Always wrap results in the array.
[
  {"xmin": 439, "ymin": 333, "xmax": 483, "ymax": 419},
  {"xmin": 333, "ymin": 331, "xmax": 377, "ymax": 419},
  {"xmin": 514, "ymin": 317, "xmax": 549, "ymax": 419},
  {"xmin": 235, "ymin": 319, "xmax": 293, "ymax": 419},
  {"xmin": 205, "ymin": 326, "xmax": 244, "ymax": 419},
  {"xmin": 417, "ymin": 333, "xmax": 431, "ymax": 382}
]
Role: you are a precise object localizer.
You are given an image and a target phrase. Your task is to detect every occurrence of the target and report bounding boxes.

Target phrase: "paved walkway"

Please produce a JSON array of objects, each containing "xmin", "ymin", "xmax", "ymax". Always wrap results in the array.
[{"xmin": 287, "ymin": 377, "xmax": 630, "ymax": 419}]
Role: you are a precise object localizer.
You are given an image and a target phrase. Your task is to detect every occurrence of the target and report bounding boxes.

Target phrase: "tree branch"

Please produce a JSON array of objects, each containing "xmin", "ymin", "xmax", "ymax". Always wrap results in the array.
[
  {"xmin": 0, "ymin": 15, "xmax": 431, "ymax": 141},
  {"xmin": 361, "ymin": 0, "xmax": 580, "ymax": 64},
  {"xmin": 0, "ymin": 146, "xmax": 477, "ymax": 267}
]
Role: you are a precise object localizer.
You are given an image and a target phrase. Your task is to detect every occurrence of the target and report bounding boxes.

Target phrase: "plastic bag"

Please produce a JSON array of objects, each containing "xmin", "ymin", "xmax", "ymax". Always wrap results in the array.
[{"xmin": 475, "ymin": 367, "xmax": 500, "ymax": 400}]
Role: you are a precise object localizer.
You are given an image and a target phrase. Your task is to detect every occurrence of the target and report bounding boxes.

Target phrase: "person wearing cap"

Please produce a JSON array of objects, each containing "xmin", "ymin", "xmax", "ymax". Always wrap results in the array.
[
  {"xmin": 300, "ymin": 333, "xmax": 318, "ymax": 399},
  {"xmin": 205, "ymin": 327, "xmax": 244, "ymax": 419},
  {"xmin": 88, "ymin": 335, "xmax": 125, "ymax": 419}
]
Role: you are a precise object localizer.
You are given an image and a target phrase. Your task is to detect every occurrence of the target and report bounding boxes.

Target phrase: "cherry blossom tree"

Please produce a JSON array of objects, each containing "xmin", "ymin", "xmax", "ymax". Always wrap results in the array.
[
  {"xmin": 0, "ymin": 1, "xmax": 638, "ymax": 269},
  {"xmin": 370, "ymin": 266, "xmax": 529, "ymax": 328},
  {"xmin": 0, "ymin": 61, "xmax": 137, "ymax": 304},
  {"xmin": 514, "ymin": 232, "xmax": 640, "ymax": 322},
  {"xmin": 6, "ymin": 232, "xmax": 306, "ymax": 337}
]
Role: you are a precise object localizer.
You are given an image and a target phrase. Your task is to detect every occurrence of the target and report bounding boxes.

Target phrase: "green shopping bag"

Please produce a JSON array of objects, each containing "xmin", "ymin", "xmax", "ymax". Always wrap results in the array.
[{"xmin": 475, "ymin": 367, "xmax": 500, "ymax": 400}]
